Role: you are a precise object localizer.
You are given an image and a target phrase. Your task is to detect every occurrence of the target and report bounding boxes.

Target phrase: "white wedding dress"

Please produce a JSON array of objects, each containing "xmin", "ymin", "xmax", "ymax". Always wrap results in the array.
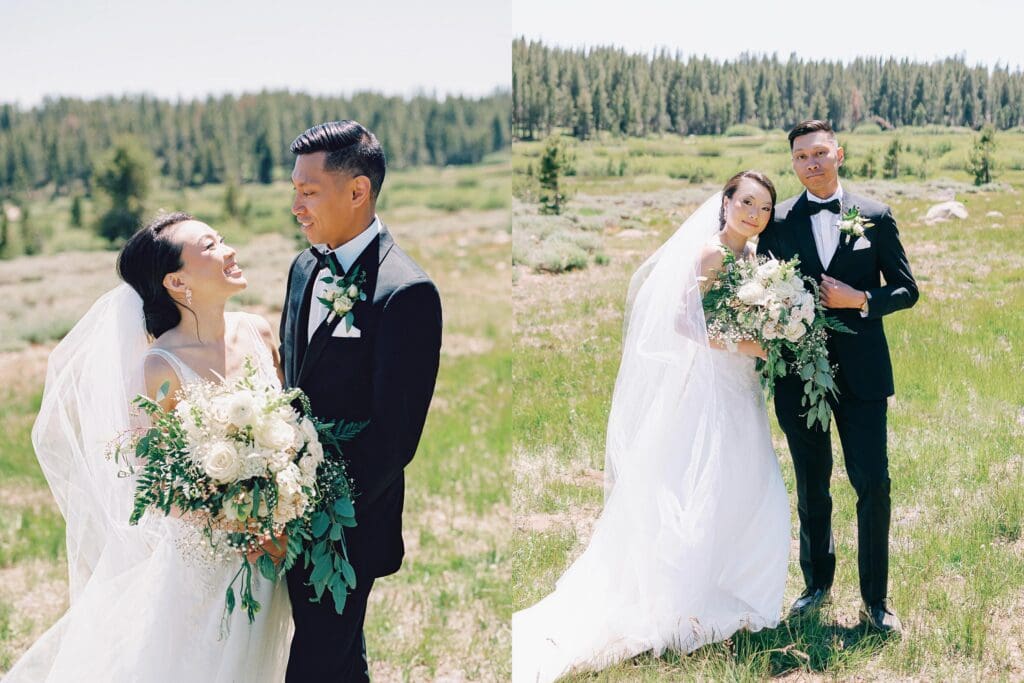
[
  {"xmin": 512, "ymin": 195, "xmax": 790, "ymax": 682},
  {"xmin": 4, "ymin": 287, "xmax": 292, "ymax": 683}
]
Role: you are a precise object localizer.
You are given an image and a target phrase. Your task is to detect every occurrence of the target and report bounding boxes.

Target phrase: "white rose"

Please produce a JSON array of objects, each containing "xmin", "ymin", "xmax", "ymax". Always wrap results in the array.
[
  {"xmin": 347, "ymin": 284, "xmax": 359, "ymax": 299},
  {"xmin": 305, "ymin": 435, "xmax": 324, "ymax": 463},
  {"xmin": 737, "ymin": 281, "xmax": 767, "ymax": 306},
  {"xmin": 201, "ymin": 441, "xmax": 243, "ymax": 483},
  {"xmin": 298, "ymin": 453, "xmax": 321, "ymax": 478},
  {"xmin": 300, "ymin": 417, "xmax": 319, "ymax": 445},
  {"xmin": 226, "ymin": 391, "xmax": 259, "ymax": 428},
  {"xmin": 254, "ymin": 417, "xmax": 296, "ymax": 452},
  {"xmin": 332, "ymin": 296, "xmax": 354, "ymax": 315},
  {"xmin": 757, "ymin": 260, "xmax": 781, "ymax": 281},
  {"xmin": 783, "ymin": 320, "xmax": 807, "ymax": 342}
]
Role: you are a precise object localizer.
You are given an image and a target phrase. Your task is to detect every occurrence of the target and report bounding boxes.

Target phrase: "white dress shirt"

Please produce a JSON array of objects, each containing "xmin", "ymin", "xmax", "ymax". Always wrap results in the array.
[
  {"xmin": 807, "ymin": 185, "xmax": 843, "ymax": 271},
  {"xmin": 307, "ymin": 216, "xmax": 382, "ymax": 340}
]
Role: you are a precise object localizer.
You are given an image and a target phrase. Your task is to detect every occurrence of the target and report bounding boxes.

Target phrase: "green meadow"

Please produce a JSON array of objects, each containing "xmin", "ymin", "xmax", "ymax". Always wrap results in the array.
[
  {"xmin": 0, "ymin": 155, "xmax": 512, "ymax": 681},
  {"xmin": 512, "ymin": 129, "xmax": 1024, "ymax": 681}
]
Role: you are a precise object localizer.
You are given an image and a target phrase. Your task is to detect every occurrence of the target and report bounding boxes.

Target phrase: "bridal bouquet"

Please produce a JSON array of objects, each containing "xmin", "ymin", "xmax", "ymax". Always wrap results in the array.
[
  {"xmin": 702, "ymin": 253, "xmax": 852, "ymax": 429},
  {"xmin": 113, "ymin": 358, "xmax": 365, "ymax": 623}
]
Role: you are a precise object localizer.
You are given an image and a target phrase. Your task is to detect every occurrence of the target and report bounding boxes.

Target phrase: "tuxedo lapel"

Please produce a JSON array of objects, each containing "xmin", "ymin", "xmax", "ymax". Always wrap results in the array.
[
  {"xmin": 297, "ymin": 227, "xmax": 392, "ymax": 385},
  {"xmin": 288, "ymin": 250, "xmax": 319, "ymax": 385}
]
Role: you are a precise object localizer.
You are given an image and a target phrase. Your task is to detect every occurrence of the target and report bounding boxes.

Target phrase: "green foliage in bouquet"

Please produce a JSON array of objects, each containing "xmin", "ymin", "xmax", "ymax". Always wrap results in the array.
[
  {"xmin": 113, "ymin": 358, "xmax": 366, "ymax": 625},
  {"xmin": 702, "ymin": 251, "xmax": 853, "ymax": 430}
]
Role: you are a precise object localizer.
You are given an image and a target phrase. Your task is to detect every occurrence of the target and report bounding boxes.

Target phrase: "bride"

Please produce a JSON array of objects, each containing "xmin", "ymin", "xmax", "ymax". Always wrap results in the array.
[
  {"xmin": 5, "ymin": 212, "xmax": 292, "ymax": 681},
  {"xmin": 513, "ymin": 172, "xmax": 791, "ymax": 682}
]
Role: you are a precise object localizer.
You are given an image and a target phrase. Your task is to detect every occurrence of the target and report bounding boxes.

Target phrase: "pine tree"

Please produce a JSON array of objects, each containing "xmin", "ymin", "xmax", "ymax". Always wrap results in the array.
[
  {"xmin": 95, "ymin": 137, "xmax": 152, "ymax": 241},
  {"xmin": 968, "ymin": 125, "xmax": 996, "ymax": 185},
  {"xmin": 883, "ymin": 138, "xmax": 901, "ymax": 178},
  {"xmin": 538, "ymin": 136, "xmax": 567, "ymax": 215},
  {"xmin": 70, "ymin": 194, "xmax": 83, "ymax": 227}
]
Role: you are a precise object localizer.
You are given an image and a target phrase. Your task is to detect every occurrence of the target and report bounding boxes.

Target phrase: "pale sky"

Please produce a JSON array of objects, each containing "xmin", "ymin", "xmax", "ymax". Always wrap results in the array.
[
  {"xmin": 514, "ymin": 0, "xmax": 1024, "ymax": 71},
  {"xmin": 0, "ymin": 0, "xmax": 511, "ymax": 108}
]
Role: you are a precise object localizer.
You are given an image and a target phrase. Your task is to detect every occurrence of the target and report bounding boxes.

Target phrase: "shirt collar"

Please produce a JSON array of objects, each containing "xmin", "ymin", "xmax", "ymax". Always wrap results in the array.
[
  {"xmin": 806, "ymin": 184, "xmax": 843, "ymax": 205},
  {"xmin": 313, "ymin": 216, "xmax": 382, "ymax": 272}
]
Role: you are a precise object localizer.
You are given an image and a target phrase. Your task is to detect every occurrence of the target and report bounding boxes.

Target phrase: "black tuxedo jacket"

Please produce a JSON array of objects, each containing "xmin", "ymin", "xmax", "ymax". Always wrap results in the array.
[
  {"xmin": 757, "ymin": 191, "xmax": 918, "ymax": 400},
  {"xmin": 280, "ymin": 224, "xmax": 442, "ymax": 578}
]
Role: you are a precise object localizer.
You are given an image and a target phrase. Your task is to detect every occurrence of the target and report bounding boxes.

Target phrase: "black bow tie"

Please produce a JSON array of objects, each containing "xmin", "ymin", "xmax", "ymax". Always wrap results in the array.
[
  {"xmin": 309, "ymin": 247, "xmax": 343, "ymax": 275},
  {"xmin": 806, "ymin": 198, "xmax": 841, "ymax": 215}
]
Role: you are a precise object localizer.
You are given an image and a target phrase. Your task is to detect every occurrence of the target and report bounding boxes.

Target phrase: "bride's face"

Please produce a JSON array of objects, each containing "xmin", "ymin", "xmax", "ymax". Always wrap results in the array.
[
  {"xmin": 162, "ymin": 220, "xmax": 247, "ymax": 303},
  {"xmin": 722, "ymin": 178, "xmax": 773, "ymax": 238}
]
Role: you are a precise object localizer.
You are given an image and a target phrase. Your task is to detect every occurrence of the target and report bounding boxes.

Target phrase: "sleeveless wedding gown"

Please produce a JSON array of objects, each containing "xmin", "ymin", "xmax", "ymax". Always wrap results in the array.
[
  {"xmin": 5, "ymin": 310, "xmax": 292, "ymax": 683},
  {"xmin": 513, "ymin": 196, "xmax": 791, "ymax": 682}
]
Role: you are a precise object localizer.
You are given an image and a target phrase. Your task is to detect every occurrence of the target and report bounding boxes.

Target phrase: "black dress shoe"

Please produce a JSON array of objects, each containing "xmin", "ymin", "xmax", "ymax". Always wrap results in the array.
[
  {"xmin": 860, "ymin": 601, "xmax": 903, "ymax": 635},
  {"xmin": 788, "ymin": 587, "xmax": 831, "ymax": 619}
]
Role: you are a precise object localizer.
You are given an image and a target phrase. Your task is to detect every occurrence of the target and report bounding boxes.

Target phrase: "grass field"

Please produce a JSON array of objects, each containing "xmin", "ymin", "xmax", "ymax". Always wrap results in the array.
[
  {"xmin": 512, "ymin": 132, "xmax": 1024, "ymax": 681},
  {"xmin": 0, "ymin": 156, "xmax": 512, "ymax": 681}
]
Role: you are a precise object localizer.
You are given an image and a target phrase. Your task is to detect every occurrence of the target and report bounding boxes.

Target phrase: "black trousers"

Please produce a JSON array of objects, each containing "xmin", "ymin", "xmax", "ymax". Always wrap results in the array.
[
  {"xmin": 286, "ymin": 568, "xmax": 375, "ymax": 682},
  {"xmin": 773, "ymin": 371, "xmax": 891, "ymax": 605}
]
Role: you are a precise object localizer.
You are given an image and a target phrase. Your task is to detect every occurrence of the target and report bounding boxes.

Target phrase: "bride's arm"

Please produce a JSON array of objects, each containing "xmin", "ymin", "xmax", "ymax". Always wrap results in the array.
[
  {"xmin": 249, "ymin": 314, "xmax": 285, "ymax": 386},
  {"xmin": 143, "ymin": 354, "xmax": 182, "ymax": 412},
  {"xmin": 692, "ymin": 244, "xmax": 767, "ymax": 360}
]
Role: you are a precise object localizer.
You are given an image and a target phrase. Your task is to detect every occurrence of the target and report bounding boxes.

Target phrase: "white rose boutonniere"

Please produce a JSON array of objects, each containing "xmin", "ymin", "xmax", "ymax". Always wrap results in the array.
[
  {"xmin": 317, "ymin": 261, "xmax": 368, "ymax": 331},
  {"xmin": 838, "ymin": 206, "xmax": 874, "ymax": 241}
]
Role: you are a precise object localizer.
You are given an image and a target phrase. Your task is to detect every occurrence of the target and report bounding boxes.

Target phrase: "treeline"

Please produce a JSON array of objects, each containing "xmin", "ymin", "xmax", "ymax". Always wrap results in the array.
[
  {"xmin": 513, "ymin": 38, "xmax": 1024, "ymax": 139},
  {"xmin": 0, "ymin": 89, "xmax": 511, "ymax": 195}
]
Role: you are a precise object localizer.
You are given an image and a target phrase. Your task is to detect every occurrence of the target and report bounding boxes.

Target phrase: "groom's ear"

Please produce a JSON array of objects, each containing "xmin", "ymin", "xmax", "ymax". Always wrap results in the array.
[
  {"xmin": 836, "ymin": 145, "xmax": 845, "ymax": 167},
  {"xmin": 350, "ymin": 175, "xmax": 373, "ymax": 208}
]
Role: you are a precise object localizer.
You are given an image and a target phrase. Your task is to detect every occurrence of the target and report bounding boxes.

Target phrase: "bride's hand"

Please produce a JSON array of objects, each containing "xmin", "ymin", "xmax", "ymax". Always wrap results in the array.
[
  {"xmin": 246, "ymin": 531, "xmax": 288, "ymax": 565},
  {"xmin": 739, "ymin": 340, "xmax": 768, "ymax": 361}
]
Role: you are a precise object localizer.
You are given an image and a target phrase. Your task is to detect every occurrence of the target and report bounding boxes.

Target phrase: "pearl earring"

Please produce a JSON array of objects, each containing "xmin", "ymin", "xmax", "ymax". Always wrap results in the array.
[{"xmin": 185, "ymin": 287, "xmax": 193, "ymax": 306}]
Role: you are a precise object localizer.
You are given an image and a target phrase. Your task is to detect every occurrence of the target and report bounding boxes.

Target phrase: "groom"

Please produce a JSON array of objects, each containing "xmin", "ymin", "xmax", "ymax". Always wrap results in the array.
[
  {"xmin": 279, "ymin": 120, "xmax": 442, "ymax": 680},
  {"xmin": 757, "ymin": 120, "xmax": 918, "ymax": 634}
]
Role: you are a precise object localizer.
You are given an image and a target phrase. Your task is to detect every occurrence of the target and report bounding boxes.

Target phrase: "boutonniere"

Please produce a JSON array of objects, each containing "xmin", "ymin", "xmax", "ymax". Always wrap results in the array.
[
  {"xmin": 838, "ymin": 206, "xmax": 874, "ymax": 242},
  {"xmin": 317, "ymin": 261, "xmax": 368, "ymax": 331}
]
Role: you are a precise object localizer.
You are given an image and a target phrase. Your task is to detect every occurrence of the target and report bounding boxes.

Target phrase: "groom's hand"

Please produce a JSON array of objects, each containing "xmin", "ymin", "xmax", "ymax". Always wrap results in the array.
[{"xmin": 820, "ymin": 275, "xmax": 867, "ymax": 310}]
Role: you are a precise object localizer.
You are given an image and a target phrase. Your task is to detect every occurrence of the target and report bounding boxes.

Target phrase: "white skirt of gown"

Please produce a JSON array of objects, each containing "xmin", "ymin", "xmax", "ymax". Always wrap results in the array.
[
  {"xmin": 512, "ymin": 350, "xmax": 790, "ymax": 683},
  {"xmin": 4, "ymin": 516, "xmax": 292, "ymax": 683}
]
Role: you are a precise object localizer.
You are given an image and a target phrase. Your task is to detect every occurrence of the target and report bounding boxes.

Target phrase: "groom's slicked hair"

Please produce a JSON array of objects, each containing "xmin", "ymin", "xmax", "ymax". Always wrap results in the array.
[
  {"xmin": 290, "ymin": 120, "xmax": 386, "ymax": 199},
  {"xmin": 788, "ymin": 119, "xmax": 837, "ymax": 149}
]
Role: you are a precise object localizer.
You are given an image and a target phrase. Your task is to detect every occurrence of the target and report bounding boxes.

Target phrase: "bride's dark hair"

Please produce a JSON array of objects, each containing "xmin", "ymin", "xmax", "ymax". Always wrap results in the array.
[
  {"xmin": 719, "ymin": 170, "xmax": 776, "ymax": 229},
  {"xmin": 117, "ymin": 211, "xmax": 195, "ymax": 338}
]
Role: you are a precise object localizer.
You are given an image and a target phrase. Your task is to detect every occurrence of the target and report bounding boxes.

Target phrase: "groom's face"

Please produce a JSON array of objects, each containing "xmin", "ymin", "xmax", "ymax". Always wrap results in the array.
[
  {"xmin": 291, "ymin": 152, "xmax": 365, "ymax": 249},
  {"xmin": 791, "ymin": 131, "xmax": 844, "ymax": 199}
]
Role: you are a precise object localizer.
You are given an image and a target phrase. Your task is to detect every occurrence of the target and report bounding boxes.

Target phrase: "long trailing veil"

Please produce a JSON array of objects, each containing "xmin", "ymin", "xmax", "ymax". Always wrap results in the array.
[
  {"xmin": 4, "ymin": 284, "xmax": 165, "ymax": 680},
  {"xmin": 513, "ymin": 192, "xmax": 787, "ymax": 682}
]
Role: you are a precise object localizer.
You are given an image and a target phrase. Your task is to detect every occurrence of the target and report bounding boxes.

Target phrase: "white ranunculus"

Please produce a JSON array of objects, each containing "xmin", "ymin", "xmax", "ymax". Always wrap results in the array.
[
  {"xmin": 226, "ymin": 390, "xmax": 259, "ymax": 428},
  {"xmin": 784, "ymin": 320, "xmax": 807, "ymax": 342},
  {"xmin": 788, "ymin": 275, "xmax": 805, "ymax": 291},
  {"xmin": 737, "ymin": 281, "xmax": 767, "ymax": 306},
  {"xmin": 276, "ymin": 463, "xmax": 304, "ymax": 497},
  {"xmin": 254, "ymin": 417, "xmax": 296, "ymax": 452},
  {"xmin": 347, "ymin": 284, "xmax": 359, "ymax": 299},
  {"xmin": 267, "ymin": 449, "xmax": 292, "ymax": 473},
  {"xmin": 761, "ymin": 323, "xmax": 781, "ymax": 340},
  {"xmin": 201, "ymin": 441, "xmax": 243, "ymax": 483},
  {"xmin": 332, "ymin": 296, "xmax": 354, "ymax": 315}
]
